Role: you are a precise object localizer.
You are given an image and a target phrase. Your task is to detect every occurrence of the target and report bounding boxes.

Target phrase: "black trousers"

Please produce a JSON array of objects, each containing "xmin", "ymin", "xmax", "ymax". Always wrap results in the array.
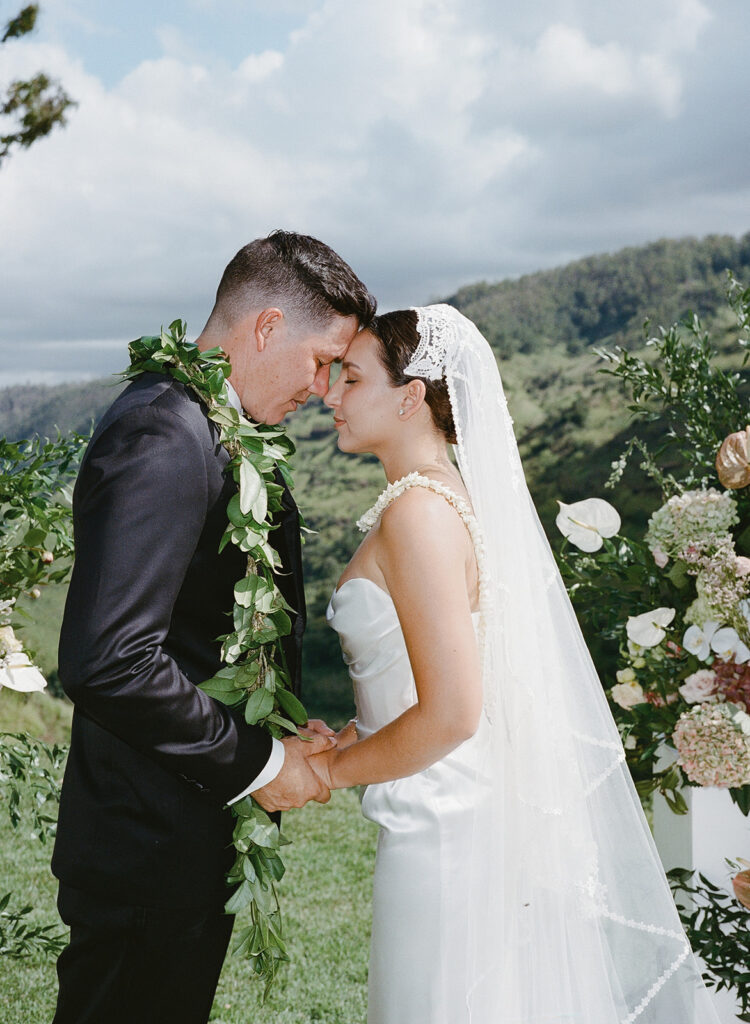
[{"xmin": 52, "ymin": 885, "xmax": 235, "ymax": 1024}]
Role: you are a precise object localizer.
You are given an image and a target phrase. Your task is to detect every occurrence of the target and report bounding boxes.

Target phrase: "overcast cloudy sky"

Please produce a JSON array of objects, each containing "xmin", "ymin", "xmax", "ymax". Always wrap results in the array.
[{"xmin": 0, "ymin": 0, "xmax": 748, "ymax": 385}]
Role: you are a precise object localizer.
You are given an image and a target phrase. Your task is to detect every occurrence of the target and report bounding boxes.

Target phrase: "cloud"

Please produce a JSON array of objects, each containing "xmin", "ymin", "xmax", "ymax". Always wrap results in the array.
[{"xmin": 0, "ymin": 0, "xmax": 745, "ymax": 385}]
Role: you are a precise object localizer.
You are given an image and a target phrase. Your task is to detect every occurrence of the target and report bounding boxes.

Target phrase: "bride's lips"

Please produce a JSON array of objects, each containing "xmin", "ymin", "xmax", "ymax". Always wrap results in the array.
[{"xmin": 333, "ymin": 417, "xmax": 346, "ymax": 429}]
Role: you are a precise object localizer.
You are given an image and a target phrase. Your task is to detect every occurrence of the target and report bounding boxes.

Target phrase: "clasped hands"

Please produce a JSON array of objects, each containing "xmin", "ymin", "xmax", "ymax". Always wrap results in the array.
[{"xmin": 251, "ymin": 718, "xmax": 354, "ymax": 813}]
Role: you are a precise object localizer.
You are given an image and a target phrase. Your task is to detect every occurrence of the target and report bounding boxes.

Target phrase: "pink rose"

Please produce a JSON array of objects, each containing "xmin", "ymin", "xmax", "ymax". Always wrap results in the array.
[
  {"xmin": 653, "ymin": 547, "xmax": 669, "ymax": 568},
  {"xmin": 679, "ymin": 669, "xmax": 718, "ymax": 704},
  {"xmin": 736, "ymin": 556, "xmax": 750, "ymax": 577}
]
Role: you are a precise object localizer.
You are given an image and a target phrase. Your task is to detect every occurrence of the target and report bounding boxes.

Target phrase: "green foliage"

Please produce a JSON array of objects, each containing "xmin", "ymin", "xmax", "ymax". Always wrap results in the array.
[
  {"xmin": 0, "ymin": 731, "xmax": 66, "ymax": 840},
  {"xmin": 0, "ymin": 433, "xmax": 84, "ymax": 607},
  {"xmin": 668, "ymin": 866, "xmax": 750, "ymax": 1020},
  {"xmin": 597, "ymin": 300, "xmax": 749, "ymax": 492},
  {"xmin": 2, "ymin": 4, "xmax": 37, "ymax": 42},
  {"xmin": 0, "ymin": 4, "xmax": 76, "ymax": 166},
  {"xmin": 0, "ymin": 733, "xmax": 67, "ymax": 961},
  {"xmin": 0, "ymin": 892, "xmax": 65, "ymax": 960}
]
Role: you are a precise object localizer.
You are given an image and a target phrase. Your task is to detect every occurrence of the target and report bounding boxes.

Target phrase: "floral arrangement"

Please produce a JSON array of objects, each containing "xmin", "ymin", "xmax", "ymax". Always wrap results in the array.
[
  {"xmin": 556, "ymin": 275, "xmax": 750, "ymax": 815},
  {"xmin": 0, "ymin": 431, "xmax": 84, "ymax": 958}
]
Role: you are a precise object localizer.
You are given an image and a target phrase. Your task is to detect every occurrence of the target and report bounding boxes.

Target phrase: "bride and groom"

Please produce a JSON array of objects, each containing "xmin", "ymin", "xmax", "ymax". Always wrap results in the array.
[{"xmin": 51, "ymin": 231, "xmax": 722, "ymax": 1024}]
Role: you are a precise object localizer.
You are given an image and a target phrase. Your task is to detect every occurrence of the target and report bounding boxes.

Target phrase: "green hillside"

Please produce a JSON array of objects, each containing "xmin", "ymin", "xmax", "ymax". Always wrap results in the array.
[{"xmin": 3, "ymin": 232, "xmax": 749, "ymax": 727}]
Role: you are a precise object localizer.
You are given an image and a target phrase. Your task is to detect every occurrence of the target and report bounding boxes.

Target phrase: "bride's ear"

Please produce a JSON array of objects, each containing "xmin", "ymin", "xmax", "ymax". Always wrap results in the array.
[
  {"xmin": 398, "ymin": 380, "xmax": 427, "ymax": 421},
  {"xmin": 255, "ymin": 308, "xmax": 283, "ymax": 352}
]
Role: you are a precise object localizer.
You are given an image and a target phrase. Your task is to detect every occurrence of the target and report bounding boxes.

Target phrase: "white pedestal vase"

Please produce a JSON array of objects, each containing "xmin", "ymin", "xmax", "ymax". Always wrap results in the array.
[{"xmin": 652, "ymin": 745, "xmax": 750, "ymax": 1024}]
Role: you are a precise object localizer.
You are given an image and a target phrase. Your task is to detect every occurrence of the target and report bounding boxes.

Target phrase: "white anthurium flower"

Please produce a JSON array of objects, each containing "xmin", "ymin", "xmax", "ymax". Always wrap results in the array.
[
  {"xmin": 555, "ymin": 498, "xmax": 621, "ymax": 553},
  {"xmin": 711, "ymin": 626, "xmax": 750, "ymax": 664},
  {"xmin": 730, "ymin": 706, "xmax": 750, "ymax": 736},
  {"xmin": 683, "ymin": 621, "xmax": 720, "ymax": 661},
  {"xmin": 626, "ymin": 607, "xmax": 676, "ymax": 648},
  {"xmin": 0, "ymin": 652, "xmax": 47, "ymax": 692}
]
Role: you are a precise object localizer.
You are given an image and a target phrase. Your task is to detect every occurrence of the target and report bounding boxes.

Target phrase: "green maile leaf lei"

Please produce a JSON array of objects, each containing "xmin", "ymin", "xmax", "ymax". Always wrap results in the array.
[{"xmin": 123, "ymin": 319, "xmax": 310, "ymax": 994}]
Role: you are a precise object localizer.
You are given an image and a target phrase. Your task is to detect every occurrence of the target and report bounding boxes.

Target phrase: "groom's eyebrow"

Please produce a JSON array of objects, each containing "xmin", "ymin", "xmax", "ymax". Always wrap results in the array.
[{"xmin": 342, "ymin": 361, "xmax": 360, "ymax": 370}]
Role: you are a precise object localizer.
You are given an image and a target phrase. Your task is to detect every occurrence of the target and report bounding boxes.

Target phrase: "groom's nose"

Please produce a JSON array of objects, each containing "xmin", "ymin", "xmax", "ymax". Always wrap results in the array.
[
  {"xmin": 308, "ymin": 363, "xmax": 332, "ymax": 398},
  {"xmin": 323, "ymin": 377, "xmax": 340, "ymax": 408}
]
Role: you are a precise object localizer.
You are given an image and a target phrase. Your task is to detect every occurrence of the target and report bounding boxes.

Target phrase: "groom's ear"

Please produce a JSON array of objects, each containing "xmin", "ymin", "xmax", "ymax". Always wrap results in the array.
[{"xmin": 255, "ymin": 308, "xmax": 284, "ymax": 352}]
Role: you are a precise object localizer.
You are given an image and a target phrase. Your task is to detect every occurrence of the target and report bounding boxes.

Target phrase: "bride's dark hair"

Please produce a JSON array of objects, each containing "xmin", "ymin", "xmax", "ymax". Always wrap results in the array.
[{"xmin": 369, "ymin": 310, "xmax": 457, "ymax": 444}]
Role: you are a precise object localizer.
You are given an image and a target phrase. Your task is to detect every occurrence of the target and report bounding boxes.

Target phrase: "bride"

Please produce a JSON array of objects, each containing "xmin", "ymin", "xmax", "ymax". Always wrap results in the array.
[{"xmin": 309, "ymin": 304, "xmax": 721, "ymax": 1024}]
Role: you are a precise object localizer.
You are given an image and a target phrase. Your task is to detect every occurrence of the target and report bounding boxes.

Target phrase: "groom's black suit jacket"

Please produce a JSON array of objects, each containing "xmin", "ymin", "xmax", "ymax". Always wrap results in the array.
[{"xmin": 51, "ymin": 373, "xmax": 305, "ymax": 910}]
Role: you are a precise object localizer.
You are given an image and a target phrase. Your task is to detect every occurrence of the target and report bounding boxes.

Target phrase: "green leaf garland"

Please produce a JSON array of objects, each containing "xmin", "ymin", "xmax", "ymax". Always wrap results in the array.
[{"xmin": 124, "ymin": 319, "xmax": 307, "ymax": 994}]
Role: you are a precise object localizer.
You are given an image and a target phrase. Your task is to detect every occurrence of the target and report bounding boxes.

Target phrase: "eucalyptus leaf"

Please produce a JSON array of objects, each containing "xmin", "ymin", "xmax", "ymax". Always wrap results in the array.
[
  {"xmin": 275, "ymin": 687, "xmax": 308, "ymax": 725},
  {"xmin": 245, "ymin": 687, "xmax": 275, "ymax": 724}
]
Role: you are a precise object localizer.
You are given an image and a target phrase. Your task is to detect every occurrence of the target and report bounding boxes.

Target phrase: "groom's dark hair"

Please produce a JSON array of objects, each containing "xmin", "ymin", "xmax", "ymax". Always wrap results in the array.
[{"xmin": 209, "ymin": 230, "xmax": 376, "ymax": 331}]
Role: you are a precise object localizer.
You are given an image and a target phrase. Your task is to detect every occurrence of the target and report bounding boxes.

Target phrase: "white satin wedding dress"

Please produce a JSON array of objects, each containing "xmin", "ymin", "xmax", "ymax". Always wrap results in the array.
[{"xmin": 326, "ymin": 477, "xmax": 491, "ymax": 1024}]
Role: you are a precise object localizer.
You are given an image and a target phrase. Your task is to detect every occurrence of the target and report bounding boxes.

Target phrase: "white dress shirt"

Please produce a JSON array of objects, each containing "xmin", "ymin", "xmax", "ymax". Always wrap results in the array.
[{"xmin": 223, "ymin": 380, "xmax": 286, "ymax": 803}]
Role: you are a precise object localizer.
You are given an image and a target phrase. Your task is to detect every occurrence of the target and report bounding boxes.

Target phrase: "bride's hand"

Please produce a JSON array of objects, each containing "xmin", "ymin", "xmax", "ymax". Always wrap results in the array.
[
  {"xmin": 298, "ymin": 718, "xmax": 336, "ymax": 740},
  {"xmin": 335, "ymin": 719, "xmax": 358, "ymax": 750},
  {"xmin": 307, "ymin": 747, "xmax": 337, "ymax": 791}
]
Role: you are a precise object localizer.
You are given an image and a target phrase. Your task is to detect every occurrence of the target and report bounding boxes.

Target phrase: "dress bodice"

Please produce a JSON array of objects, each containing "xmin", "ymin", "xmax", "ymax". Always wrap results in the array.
[
  {"xmin": 327, "ymin": 473, "xmax": 485, "ymax": 741},
  {"xmin": 326, "ymin": 474, "xmax": 490, "ymax": 839},
  {"xmin": 326, "ymin": 578, "xmax": 481, "ymax": 741}
]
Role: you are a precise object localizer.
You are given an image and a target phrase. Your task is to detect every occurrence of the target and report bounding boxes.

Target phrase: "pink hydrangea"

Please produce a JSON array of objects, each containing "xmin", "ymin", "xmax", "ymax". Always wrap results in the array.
[{"xmin": 673, "ymin": 702, "xmax": 750, "ymax": 788}]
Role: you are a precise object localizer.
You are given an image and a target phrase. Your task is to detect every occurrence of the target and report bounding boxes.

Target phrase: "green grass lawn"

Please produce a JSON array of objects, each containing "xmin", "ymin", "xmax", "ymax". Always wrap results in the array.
[{"xmin": 0, "ymin": 788, "xmax": 378, "ymax": 1024}]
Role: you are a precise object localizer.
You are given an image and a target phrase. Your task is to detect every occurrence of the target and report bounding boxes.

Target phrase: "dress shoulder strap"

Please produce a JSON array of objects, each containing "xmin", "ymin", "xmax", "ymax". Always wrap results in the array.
[
  {"xmin": 358, "ymin": 472, "xmax": 491, "ymax": 666},
  {"xmin": 356, "ymin": 471, "xmax": 476, "ymax": 534}
]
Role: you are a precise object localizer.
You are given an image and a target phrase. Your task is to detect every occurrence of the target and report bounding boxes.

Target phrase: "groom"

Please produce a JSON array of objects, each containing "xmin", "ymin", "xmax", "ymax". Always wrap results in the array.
[{"xmin": 51, "ymin": 231, "xmax": 376, "ymax": 1024}]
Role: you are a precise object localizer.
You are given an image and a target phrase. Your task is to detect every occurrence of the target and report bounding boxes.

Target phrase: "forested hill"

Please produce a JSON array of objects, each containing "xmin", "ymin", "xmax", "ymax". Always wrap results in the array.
[
  {"xmin": 3, "ymin": 232, "xmax": 750, "ymax": 722},
  {"xmin": 450, "ymin": 232, "xmax": 750, "ymax": 357}
]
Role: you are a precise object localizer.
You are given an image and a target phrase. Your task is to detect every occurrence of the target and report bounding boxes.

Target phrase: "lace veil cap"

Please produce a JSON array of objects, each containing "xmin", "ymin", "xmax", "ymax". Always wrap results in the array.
[{"xmin": 401, "ymin": 303, "xmax": 721, "ymax": 1024}]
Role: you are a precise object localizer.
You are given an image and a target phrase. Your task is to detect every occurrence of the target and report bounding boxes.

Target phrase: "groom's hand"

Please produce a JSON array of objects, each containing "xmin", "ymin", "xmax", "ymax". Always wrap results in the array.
[{"xmin": 252, "ymin": 734, "xmax": 335, "ymax": 812}]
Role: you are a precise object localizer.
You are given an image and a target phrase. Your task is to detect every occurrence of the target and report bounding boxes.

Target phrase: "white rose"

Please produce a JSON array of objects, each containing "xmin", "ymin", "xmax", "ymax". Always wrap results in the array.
[
  {"xmin": 611, "ymin": 680, "xmax": 646, "ymax": 709},
  {"xmin": 616, "ymin": 667, "xmax": 637, "ymax": 683}
]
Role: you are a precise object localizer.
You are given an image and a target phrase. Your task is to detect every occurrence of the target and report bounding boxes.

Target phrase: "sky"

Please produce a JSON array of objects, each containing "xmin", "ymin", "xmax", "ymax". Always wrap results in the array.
[{"xmin": 0, "ymin": 0, "xmax": 749, "ymax": 385}]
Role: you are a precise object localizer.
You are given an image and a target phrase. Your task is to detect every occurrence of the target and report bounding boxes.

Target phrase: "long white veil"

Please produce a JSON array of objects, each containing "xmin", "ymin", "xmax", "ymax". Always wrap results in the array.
[{"xmin": 406, "ymin": 304, "xmax": 721, "ymax": 1023}]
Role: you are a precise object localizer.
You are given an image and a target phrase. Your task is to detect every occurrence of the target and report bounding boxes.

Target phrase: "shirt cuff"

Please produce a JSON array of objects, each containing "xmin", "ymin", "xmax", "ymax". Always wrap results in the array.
[{"xmin": 227, "ymin": 737, "xmax": 286, "ymax": 805}]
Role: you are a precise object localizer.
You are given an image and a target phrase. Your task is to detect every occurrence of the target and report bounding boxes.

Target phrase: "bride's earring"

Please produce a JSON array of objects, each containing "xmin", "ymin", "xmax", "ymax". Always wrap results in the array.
[{"xmin": 398, "ymin": 409, "xmax": 404, "ymax": 416}]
